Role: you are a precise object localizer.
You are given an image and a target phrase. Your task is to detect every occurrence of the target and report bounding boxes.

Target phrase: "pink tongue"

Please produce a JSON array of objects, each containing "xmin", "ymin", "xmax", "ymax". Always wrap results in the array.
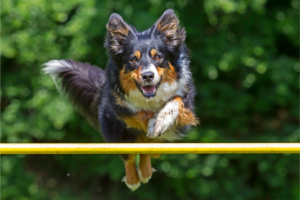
[{"xmin": 141, "ymin": 85, "xmax": 156, "ymax": 94}]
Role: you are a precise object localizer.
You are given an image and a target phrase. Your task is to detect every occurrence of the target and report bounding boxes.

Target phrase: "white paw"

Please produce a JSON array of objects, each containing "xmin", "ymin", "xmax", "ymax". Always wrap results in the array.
[
  {"xmin": 138, "ymin": 170, "xmax": 151, "ymax": 184},
  {"xmin": 122, "ymin": 176, "xmax": 141, "ymax": 191},
  {"xmin": 147, "ymin": 100, "xmax": 179, "ymax": 138},
  {"xmin": 138, "ymin": 168, "xmax": 156, "ymax": 184}
]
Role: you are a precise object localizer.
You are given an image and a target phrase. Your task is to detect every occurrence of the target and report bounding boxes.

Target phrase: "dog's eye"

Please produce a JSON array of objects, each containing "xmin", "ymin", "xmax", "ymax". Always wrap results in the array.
[
  {"xmin": 132, "ymin": 57, "xmax": 138, "ymax": 62},
  {"xmin": 154, "ymin": 55, "xmax": 161, "ymax": 61}
]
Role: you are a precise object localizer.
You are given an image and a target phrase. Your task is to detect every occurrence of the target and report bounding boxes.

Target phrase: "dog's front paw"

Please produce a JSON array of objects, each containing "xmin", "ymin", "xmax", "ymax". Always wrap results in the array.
[{"xmin": 147, "ymin": 100, "xmax": 179, "ymax": 138}]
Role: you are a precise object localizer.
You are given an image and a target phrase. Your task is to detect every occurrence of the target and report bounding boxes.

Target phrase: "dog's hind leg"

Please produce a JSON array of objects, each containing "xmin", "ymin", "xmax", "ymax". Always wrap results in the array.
[
  {"xmin": 121, "ymin": 154, "xmax": 140, "ymax": 191},
  {"xmin": 138, "ymin": 154, "xmax": 156, "ymax": 183}
]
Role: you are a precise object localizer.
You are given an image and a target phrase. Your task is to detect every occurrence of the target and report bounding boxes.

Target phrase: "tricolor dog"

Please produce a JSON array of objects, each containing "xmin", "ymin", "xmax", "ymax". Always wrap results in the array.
[{"xmin": 44, "ymin": 9, "xmax": 198, "ymax": 191}]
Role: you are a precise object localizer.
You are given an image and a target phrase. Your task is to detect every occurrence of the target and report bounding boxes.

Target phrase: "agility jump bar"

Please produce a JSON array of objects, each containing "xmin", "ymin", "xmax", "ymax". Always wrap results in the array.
[{"xmin": 0, "ymin": 143, "xmax": 299, "ymax": 154}]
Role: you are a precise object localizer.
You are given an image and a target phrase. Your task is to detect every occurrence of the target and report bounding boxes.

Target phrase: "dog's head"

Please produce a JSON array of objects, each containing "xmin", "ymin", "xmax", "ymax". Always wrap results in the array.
[{"xmin": 105, "ymin": 9, "xmax": 188, "ymax": 99}]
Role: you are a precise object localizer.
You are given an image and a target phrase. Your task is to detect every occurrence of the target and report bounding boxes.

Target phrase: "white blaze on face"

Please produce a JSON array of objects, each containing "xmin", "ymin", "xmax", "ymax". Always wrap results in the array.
[{"xmin": 140, "ymin": 63, "xmax": 159, "ymax": 85}]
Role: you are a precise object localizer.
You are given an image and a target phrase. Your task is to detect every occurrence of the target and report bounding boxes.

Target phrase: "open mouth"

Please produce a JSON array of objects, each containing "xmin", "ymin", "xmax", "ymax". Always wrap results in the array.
[
  {"xmin": 141, "ymin": 85, "xmax": 156, "ymax": 96},
  {"xmin": 134, "ymin": 79, "xmax": 161, "ymax": 98},
  {"xmin": 135, "ymin": 82, "xmax": 160, "ymax": 98}
]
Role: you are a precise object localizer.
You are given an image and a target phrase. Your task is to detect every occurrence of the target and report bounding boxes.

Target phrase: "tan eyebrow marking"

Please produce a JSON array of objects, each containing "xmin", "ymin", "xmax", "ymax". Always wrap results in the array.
[
  {"xmin": 151, "ymin": 49, "xmax": 157, "ymax": 58},
  {"xmin": 134, "ymin": 51, "xmax": 141, "ymax": 60}
]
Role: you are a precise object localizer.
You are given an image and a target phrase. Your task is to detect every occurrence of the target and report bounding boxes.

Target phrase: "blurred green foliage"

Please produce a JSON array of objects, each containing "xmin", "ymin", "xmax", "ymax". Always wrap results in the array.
[{"xmin": 1, "ymin": 0, "xmax": 299, "ymax": 199}]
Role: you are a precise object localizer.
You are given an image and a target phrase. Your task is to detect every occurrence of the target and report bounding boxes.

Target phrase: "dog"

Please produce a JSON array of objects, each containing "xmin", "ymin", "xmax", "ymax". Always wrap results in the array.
[{"xmin": 43, "ymin": 9, "xmax": 198, "ymax": 191}]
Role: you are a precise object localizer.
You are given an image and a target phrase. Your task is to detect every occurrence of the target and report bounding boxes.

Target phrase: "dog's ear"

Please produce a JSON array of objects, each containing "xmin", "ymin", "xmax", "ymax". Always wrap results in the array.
[
  {"xmin": 105, "ymin": 13, "xmax": 134, "ymax": 57},
  {"xmin": 153, "ymin": 9, "xmax": 186, "ymax": 49}
]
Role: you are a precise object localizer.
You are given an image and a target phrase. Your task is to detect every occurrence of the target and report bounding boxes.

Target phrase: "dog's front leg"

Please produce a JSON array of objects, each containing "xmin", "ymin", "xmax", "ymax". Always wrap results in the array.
[
  {"xmin": 147, "ymin": 98, "xmax": 179, "ymax": 138},
  {"xmin": 147, "ymin": 96, "xmax": 198, "ymax": 138}
]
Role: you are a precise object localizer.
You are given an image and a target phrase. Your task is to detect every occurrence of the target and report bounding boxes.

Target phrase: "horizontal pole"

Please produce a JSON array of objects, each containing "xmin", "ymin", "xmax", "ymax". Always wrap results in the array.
[{"xmin": 0, "ymin": 143, "xmax": 299, "ymax": 154}]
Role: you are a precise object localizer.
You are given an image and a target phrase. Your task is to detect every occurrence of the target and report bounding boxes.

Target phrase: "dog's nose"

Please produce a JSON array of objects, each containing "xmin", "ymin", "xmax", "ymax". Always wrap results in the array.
[{"xmin": 142, "ymin": 71, "xmax": 154, "ymax": 82}]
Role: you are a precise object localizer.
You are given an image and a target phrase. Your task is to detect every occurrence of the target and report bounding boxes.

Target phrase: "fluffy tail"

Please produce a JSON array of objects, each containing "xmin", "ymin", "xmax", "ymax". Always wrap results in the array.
[{"xmin": 43, "ymin": 59, "xmax": 106, "ymax": 130}]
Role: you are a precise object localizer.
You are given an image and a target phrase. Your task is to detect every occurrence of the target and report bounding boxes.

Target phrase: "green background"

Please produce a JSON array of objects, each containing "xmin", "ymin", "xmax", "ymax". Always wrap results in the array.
[{"xmin": 1, "ymin": 0, "xmax": 299, "ymax": 199}]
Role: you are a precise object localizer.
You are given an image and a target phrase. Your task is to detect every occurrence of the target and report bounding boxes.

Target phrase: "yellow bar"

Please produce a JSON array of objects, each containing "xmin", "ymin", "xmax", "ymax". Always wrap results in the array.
[{"xmin": 0, "ymin": 143, "xmax": 299, "ymax": 154}]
